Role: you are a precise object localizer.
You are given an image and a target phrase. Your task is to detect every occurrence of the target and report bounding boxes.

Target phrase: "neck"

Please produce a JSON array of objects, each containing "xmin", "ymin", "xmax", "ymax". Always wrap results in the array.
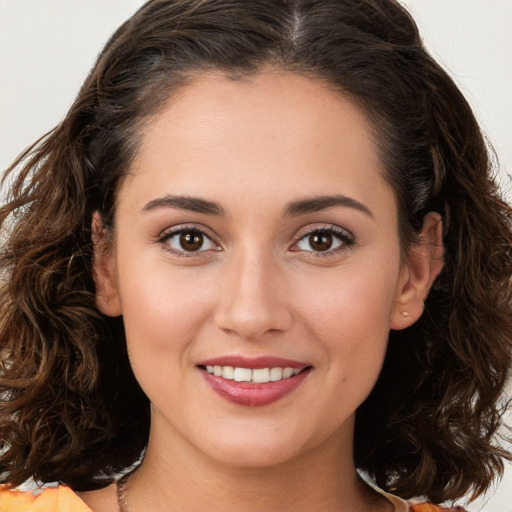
[{"xmin": 125, "ymin": 423, "xmax": 390, "ymax": 512}]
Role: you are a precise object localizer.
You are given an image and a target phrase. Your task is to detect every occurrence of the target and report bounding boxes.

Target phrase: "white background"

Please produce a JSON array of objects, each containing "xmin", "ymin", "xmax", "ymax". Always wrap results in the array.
[{"xmin": 0, "ymin": 1, "xmax": 510, "ymax": 510}]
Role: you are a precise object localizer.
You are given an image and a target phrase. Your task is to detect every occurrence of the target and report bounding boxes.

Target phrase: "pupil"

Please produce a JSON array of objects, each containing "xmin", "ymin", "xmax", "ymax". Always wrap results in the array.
[
  {"xmin": 180, "ymin": 231, "xmax": 203, "ymax": 251},
  {"xmin": 310, "ymin": 233, "xmax": 332, "ymax": 251}
]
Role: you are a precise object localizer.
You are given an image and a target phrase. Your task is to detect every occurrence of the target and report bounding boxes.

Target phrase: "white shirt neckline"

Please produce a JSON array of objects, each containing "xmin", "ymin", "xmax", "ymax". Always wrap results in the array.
[{"xmin": 378, "ymin": 489, "xmax": 411, "ymax": 512}]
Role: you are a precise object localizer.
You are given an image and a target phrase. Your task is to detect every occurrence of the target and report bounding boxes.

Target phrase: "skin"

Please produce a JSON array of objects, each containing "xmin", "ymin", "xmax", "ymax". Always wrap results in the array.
[{"xmin": 85, "ymin": 70, "xmax": 443, "ymax": 511}]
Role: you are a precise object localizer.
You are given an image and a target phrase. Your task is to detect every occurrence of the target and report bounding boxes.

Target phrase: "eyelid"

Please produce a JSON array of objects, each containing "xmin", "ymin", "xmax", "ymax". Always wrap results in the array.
[
  {"xmin": 157, "ymin": 224, "xmax": 222, "ymax": 255},
  {"xmin": 290, "ymin": 224, "xmax": 355, "ymax": 254},
  {"xmin": 155, "ymin": 223, "xmax": 354, "ymax": 258}
]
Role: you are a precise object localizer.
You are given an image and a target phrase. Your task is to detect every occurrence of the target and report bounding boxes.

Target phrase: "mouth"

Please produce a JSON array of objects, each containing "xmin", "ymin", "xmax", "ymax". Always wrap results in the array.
[{"xmin": 197, "ymin": 356, "xmax": 312, "ymax": 407}]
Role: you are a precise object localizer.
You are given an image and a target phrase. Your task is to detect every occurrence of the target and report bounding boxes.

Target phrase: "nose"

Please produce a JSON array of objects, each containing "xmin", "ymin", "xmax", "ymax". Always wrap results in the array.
[{"xmin": 214, "ymin": 250, "xmax": 293, "ymax": 340}]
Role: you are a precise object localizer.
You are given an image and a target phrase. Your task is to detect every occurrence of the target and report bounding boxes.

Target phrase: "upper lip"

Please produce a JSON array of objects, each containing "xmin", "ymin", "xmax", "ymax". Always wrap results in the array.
[{"xmin": 197, "ymin": 355, "xmax": 311, "ymax": 370}]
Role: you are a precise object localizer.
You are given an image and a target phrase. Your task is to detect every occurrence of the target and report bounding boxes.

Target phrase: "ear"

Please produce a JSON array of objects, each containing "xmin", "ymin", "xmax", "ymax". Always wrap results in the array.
[
  {"xmin": 391, "ymin": 212, "xmax": 444, "ymax": 330},
  {"xmin": 92, "ymin": 211, "xmax": 122, "ymax": 317}
]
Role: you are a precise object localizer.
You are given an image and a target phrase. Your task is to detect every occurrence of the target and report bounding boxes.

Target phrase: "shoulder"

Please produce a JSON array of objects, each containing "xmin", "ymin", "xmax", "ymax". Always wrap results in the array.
[
  {"xmin": 372, "ymin": 487, "xmax": 467, "ymax": 512},
  {"xmin": 0, "ymin": 485, "xmax": 92, "ymax": 512},
  {"xmin": 409, "ymin": 502, "xmax": 468, "ymax": 512}
]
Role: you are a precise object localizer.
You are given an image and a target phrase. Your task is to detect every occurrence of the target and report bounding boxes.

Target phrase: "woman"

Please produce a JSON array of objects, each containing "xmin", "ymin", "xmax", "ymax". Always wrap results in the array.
[{"xmin": 1, "ymin": 0, "xmax": 510, "ymax": 511}]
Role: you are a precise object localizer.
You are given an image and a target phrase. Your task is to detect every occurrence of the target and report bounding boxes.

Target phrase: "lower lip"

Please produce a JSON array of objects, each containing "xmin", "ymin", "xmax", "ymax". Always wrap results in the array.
[{"xmin": 200, "ymin": 368, "xmax": 311, "ymax": 407}]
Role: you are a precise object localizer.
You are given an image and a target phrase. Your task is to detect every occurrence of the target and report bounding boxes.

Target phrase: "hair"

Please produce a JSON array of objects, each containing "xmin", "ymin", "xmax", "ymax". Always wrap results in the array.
[{"xmin": 1, "ymin": 0, "xmax": 511, "ymax": 504}]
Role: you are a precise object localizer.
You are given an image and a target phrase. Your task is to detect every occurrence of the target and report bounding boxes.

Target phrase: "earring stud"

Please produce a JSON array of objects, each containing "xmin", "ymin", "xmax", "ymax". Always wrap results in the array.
[{"xmin": 402, "ymin": 311, "xmax": 411, "ymax": 317}]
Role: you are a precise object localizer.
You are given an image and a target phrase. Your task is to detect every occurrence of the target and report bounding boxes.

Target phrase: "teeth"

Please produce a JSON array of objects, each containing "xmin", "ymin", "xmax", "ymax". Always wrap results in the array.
[
  {"xmin": 233, "ymin": 367, "xmax": 252, "ymax": 382},
  {"xmin": 205, "ymin": 365, "xmax": 302, "ymax": 383},
  {"xmin": 269, "ymin": 367, "xmax": 282, "ymax": 381},
  {"xmin": 282, "ymin": 367, "xmax": 294, "ymax": 379},
  {"xmin": 251, "ymin": 368, "xmax": 270, "ymax": 383},
  {"xmin": 222, "ymin": 366, "xmax": 234, "ymax": 379}
]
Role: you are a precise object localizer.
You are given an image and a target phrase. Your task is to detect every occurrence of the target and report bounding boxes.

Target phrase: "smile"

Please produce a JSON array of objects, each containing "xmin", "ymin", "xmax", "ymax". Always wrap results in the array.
[
  {"xmin": 198, "ymin": 356, "xmax": 312, "ymax": 407},
  {"xmin": 204, "ymin": 365, "xmax": 301, "ymax": 383}
]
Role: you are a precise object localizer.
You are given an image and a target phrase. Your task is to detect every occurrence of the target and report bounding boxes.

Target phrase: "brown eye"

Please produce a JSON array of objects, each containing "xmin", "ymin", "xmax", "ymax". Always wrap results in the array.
[
  {"xmin": 308, "ymin": 233, "xmax": 333, "ymax": 251},
  {"xmin": 163, "ymin": 228, "xmax": 218, "ymax": 254},
  {"xmin": 179, "ymin": 231, "xmax": 204, "ymax": 251},
  {"xmin": 295, "ymin": 227, "xmax": 351, "ymax": 254}
]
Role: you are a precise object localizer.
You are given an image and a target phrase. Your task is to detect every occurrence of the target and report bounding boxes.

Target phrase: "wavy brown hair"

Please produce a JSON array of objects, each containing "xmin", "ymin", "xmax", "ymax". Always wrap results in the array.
[{"xmin": 1, "ymin": 0, "xmax": 511, "ymax": 504}]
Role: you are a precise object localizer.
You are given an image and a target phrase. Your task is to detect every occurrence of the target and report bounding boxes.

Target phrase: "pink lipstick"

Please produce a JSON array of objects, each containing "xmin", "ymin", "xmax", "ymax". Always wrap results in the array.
[{"xmin": 197, "ymin": 356, "xmax": 312, "ymax": 407}]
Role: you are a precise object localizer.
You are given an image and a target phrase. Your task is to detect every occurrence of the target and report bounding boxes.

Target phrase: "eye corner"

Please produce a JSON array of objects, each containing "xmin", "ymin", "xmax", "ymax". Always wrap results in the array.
[
  {"xmin": 157, "ymin": 224, "xmax": 222, "ymax": 257},
  {"xmin": 290, "ymin": 224, "xmax": 355, "ymax": 257}
]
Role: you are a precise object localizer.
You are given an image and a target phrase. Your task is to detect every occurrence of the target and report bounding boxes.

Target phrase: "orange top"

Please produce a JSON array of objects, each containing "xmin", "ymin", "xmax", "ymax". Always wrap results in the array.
[
  {"xmin": 410, "ymin": 505, "xmax": 467, "ymax": 512},
  {"xmin": 0, "ymin": 485, "xmax": 467, "ymax": 512},
  {"xmin": 0, "ymin": 485, "xmax": 91, "ymax": 512}
]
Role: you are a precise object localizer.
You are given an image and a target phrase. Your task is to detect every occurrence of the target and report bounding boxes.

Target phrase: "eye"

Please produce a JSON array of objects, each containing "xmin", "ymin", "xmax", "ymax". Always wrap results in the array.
[
  {"xmin": 293, "ymin": 226, "xmax": 353, "ymax": 254},
  {"xmin": 161, "ymin": 227, "xmax": 220, "ymax": 254}
]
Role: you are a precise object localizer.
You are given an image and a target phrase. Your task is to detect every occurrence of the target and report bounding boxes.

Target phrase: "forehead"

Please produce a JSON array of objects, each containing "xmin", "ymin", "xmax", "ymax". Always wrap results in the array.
[
  {"xmin": 122, "ymin": 70, "xmax": 393, "ymax": 215},
  {"xmin": 135, "ymin": 70, "xmax": 376, "ymax": 160}
]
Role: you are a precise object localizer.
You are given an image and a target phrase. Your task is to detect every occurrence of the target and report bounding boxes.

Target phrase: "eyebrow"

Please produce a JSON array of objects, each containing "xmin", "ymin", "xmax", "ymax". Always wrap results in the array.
[
  {"xmin": 141, "ymin": 195, "xmax": 226, "ymax": 216},
  {"xmin": 140, "ymin": 193, "xmax": 373, "ymax": 219},
  {"xmin": 284, "ymin": 194, "xmax": 374, "ymax": 219}
]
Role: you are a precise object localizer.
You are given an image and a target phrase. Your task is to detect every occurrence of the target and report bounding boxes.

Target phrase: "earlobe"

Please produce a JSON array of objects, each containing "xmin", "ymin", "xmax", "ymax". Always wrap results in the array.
[
  {"xmin": 391, "ymin": 212, "xmax": 444, "ymax": 330},
  {"xmin": 92, "ymin": 212, "xmax": 122, "ymax": 317}
]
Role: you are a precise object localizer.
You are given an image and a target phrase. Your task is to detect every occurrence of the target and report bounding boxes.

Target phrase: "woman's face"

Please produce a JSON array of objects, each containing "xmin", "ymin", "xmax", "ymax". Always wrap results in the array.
[{"xmin": 97, "ymin": 71, "xmax": 414, "ymax": 469}]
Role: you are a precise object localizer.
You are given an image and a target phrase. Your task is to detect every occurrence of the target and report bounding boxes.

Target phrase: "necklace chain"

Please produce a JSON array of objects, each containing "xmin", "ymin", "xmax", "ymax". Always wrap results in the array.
[
  {"xmin": 115, "ymin": 471, "xmax": 400, "ymax": 511},
  {"xmin": 116, "ymin": 475, "xmax": 131, "ymax": 512}
]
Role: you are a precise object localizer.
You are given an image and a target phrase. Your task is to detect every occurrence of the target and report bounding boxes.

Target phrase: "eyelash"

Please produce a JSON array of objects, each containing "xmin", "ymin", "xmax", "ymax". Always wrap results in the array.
[
  {"xmin": 157, "ymin": 225, "xmax": 221, "ymax": 258},
  {"xmin": 157, "ymin": 224, "xmax": 355, "ymax": 258},
  {"xmin": 291, "ymin": 225, "xmax": 355, "ymax": 258}
]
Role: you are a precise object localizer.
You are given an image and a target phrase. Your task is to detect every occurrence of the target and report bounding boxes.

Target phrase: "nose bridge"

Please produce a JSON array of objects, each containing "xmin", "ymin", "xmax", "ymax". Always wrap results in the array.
[{"xmin": 215, "ymin": 244, "xmax": 292, "ymax": 339}]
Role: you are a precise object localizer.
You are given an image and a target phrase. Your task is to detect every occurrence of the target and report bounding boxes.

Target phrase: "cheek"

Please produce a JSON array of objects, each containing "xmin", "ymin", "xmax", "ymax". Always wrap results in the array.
[
  {"xmin": 116, "ymin": 258, "xmax": 217, "ymax": 367},
  {"xmin": 117, "ymin": 262, "xmax": 222, "ymax": 416},
  {"xmin": 294, "ymin": 259, "xmax": 399, "ymax": 385},
  {"xmin": 297, "ymin": 257, "xmax": 398, "ymax": 334}
]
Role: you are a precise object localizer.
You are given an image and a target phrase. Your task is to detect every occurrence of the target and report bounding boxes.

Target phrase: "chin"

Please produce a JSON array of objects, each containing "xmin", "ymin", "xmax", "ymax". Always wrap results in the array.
[
  {"xmin": 196, "ymin": 429, "xmax": 310, "ymax": 469},
  {"xmin": 211, "ymin": 447, "xmax": 302, "ymax": 470}
]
